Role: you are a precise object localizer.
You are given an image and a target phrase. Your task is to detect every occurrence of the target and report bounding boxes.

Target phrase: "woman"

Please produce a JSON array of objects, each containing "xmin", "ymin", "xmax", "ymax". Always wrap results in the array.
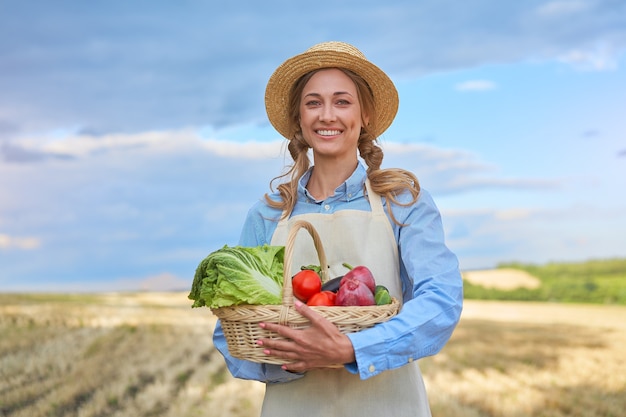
[{"xmin": 213, "ymin": 41, "xmax": 463, "ymax": 416}]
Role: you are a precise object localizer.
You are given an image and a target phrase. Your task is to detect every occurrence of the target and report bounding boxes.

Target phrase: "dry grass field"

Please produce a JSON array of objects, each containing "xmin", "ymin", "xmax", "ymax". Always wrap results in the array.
[{"xmin": 1, "ymin": 292, "xmax": 624, "ymax": 417}]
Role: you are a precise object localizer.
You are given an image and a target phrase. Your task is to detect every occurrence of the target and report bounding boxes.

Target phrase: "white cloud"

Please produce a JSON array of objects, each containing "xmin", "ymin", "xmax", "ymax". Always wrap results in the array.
[
  {"xmin": 447, "ymin": 176, "xmax": 559, "ymax": 190},
  {"xmin": 202, "ymin": 138, "xmax": 284, "ymax": 159},
  {"xmin": 40, "ymin": 129, "xmax": 199, "ymax": 156},
  {"xmin": 535, "ymin": 0, "xmax": 592, "ymax": 17},
  {"xmin": 455, "ymin": 80, "xmax": 496, "ymax": 92},
  {"xmin": 24, "ymin": 129, "xmax": 285, "ymax": 161},
  {"xmin": 494, "ymin": 209, "xmax": 534, "ymax": 221},
  {"xmin": 381, "ymin": 142, "xmax": 481, "ymax": 166},
  {"xmin": 380, "ymin": 142, "xmax": 558, "ymax": 194},
  {"xmin": 442, "ymin": 203, "xmax": 626, "ymax": 269},
  {"xmin": 558, "ymin": 44, "xmax": 619, "ymax": 71},
  {"xmin": 0, "ymin": 234, "xmax": 41, "ymax": 250}
]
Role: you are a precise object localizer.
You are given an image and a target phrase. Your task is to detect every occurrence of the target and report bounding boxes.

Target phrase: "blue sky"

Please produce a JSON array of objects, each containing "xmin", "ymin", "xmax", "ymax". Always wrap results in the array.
[{"xmin": 1, "ymin": 0, "xmax": 625, "ymax": 292}]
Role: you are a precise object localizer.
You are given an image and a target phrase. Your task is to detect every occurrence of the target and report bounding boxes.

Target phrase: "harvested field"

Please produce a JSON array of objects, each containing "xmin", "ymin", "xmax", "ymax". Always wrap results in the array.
[
  {"xmin": 462, "ymin": 268, "xmax": 541, "ymax": 290},
  {"xmin": 0, "ymin": 293, "xmax": 624, "ymax": 417}
]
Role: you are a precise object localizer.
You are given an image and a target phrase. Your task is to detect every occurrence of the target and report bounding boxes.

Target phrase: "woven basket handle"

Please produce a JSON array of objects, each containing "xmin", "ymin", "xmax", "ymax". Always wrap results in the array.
[{"xmin": 282, "ymin": 219, "xmax": 329, "ymax": 307}]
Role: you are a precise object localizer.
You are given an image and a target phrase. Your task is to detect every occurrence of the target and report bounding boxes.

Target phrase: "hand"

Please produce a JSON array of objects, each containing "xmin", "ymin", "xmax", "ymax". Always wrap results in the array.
[{"xmin": 257, "ymin": 300, "xmax": 356, "ymax": 373}]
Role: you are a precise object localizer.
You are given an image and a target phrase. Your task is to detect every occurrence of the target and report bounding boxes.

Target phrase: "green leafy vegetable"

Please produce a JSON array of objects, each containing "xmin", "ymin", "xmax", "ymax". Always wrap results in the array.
[{"xmin": 188, "ymin": 244, "xmax": 285, "ymax": 308}]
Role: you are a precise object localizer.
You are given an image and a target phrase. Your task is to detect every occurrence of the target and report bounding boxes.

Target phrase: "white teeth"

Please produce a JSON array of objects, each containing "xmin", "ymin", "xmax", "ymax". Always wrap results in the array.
[{"xmin": 317, "ymin": 130, "xmax": 341, "ymax": 136}]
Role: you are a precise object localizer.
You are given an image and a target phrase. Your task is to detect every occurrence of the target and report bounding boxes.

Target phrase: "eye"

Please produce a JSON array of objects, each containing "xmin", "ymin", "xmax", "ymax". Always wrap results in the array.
[
  {"xmin": 336, "ymin": 99, "xmax": 351, "ymax": 105},
  {"xmin": 304, "ymin": 99, "xmax": 321, "ymax": 107}
]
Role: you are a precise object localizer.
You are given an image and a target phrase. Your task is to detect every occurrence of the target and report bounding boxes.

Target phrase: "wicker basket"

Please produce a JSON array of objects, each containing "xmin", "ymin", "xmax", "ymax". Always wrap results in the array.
[{"xmin": 212, "ymin": 219, "xmax": 400, "ymax": 364}]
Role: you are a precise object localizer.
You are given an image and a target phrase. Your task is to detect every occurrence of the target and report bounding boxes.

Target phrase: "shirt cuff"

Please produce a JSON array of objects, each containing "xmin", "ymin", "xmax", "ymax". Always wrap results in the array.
[{"xmin": 346, "ymin": 328, "xmax": 391, "ymax": 379}]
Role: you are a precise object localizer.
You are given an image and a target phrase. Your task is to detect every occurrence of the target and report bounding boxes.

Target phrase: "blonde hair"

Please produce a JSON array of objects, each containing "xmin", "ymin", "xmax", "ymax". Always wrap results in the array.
[{"xmin": 265, "ymin": 68, "xmax": 420, "ymax": 225}]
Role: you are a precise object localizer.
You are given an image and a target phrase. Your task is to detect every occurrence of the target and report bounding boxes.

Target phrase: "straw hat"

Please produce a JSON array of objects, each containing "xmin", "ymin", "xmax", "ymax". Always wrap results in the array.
[{"xmin": 264, "ymin": 41, "xmax": 399, "ymax": 140}]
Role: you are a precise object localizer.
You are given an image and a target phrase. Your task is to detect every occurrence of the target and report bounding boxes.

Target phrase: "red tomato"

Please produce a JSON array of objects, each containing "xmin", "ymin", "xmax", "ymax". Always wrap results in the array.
[
  {"xmin": 292, "ymin": 269, "xmax": 322, "ymax": 302},
  {"xmin": 307, "ymin": 291, "xmax": 337, "ymax": 306}
]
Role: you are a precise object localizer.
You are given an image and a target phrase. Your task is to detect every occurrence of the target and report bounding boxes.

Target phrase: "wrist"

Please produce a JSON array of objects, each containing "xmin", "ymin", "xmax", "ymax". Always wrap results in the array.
[{"xmin": 339, "ymin": 334, "xmax": 356, "ymax": 364}]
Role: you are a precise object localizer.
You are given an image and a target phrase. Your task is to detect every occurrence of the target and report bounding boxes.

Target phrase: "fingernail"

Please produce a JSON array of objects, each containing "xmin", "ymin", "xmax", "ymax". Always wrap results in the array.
[
  {"xmin": 295, "ymin": 300, "xmax": 303, "ymax": 307},
  {"xmin": 263, "ymin": 349, "xmax": 271, "ymax": 355},
  {"xmin": 259, "ymin": 322, "xmax": 266, "ymax": 328},
  {"xmin": 256, "ymin": 340, "xmax": 263, "ymax": 346}
]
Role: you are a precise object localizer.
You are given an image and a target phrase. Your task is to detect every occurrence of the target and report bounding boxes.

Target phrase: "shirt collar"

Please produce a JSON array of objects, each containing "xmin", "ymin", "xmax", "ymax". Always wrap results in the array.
[{"xmin": 298, "ymin": 162, "xmax": 367, "ymax": 203}]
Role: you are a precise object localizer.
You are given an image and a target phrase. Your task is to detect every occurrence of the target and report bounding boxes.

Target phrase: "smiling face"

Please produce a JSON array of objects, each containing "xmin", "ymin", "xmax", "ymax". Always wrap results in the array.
[{"xmin": 298, "ymin": 68, "xmax": 369, "ymax": 163}]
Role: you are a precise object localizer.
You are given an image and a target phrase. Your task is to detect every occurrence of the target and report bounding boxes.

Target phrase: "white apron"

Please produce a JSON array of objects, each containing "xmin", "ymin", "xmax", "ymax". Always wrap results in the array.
[{"xmin": 263, "ymin": 182, "xmax": 431, "ymax": 417}]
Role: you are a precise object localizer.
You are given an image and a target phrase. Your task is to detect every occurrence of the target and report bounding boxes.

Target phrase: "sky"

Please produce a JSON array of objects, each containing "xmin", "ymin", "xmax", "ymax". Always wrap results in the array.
[{"xmin": 1, "ymin": 0, "xmax": 625, "ymax": 292}]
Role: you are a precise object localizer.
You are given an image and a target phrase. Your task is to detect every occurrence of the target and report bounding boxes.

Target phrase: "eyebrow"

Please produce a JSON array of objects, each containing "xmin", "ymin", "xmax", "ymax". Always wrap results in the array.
[{"xmin": 303, "ymin": 91, "xmax": 354, "ymax": 98}]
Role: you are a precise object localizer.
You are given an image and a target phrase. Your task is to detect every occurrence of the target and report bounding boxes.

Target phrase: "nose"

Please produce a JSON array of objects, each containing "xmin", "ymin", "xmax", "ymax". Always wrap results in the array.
[{"xmin": 319, "ymin": 104, "xmax": 336, "ymax": 122}]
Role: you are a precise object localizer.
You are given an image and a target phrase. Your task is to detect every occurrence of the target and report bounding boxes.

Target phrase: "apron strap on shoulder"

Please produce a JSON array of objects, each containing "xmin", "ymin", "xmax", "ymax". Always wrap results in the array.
[{"xmin": 364, "ymin": 179, "xmax": 386, "ymax": 217}]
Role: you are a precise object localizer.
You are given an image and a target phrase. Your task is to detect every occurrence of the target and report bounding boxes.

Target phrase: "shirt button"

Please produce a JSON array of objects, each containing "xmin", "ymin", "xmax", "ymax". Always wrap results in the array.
[
  {"xmin": 368, "ymin": 364, "xmax": 376, "ymax": 373},
  {"xmin": 324, "ymin": 204, "xmax": 330, "ymax": 211},
  {"xmin": 408, "ymin": 357, "xmax": 414, "ymax": 363}
]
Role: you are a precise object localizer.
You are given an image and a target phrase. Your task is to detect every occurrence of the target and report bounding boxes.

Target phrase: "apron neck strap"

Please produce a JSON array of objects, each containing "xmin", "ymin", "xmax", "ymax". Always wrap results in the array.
[{"xmin": 364, "ymin": 179, "xmax": 386, "ymax": 217}]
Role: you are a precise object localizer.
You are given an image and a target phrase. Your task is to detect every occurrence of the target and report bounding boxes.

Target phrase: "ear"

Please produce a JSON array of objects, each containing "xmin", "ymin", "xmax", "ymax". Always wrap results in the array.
[{"xmin": 362, "ymin": 112, "xmax": 370, "ymax": 130}]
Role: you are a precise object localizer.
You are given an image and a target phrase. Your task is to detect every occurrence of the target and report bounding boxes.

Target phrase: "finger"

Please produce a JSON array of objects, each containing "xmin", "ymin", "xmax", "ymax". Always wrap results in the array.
[
  {"xmin": 259, "ymin": 321, "xmax": 299, "ymax": 341},
  {"xmin": 261, "ymin": 346, "xmax": 294, "ymax": 360},
  {"xmin": 282, "ymin": 362, "xmax": 307, "ymax": 373},
  {"xmin": 257, "ymin": 341, "xmax": 302, "ymax": 363},
  {"xmin": 293, "ymin": 300, "xmax": 326, "ymax": 327},
  {"xmin": 257, "ymin": 336, "xmax": 296, "ymax": 353}
]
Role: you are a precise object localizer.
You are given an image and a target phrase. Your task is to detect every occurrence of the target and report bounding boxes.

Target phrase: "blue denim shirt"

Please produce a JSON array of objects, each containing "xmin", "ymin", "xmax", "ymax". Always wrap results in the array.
[{"xmin": 213, "ymin": 162, "xmax": 463, "ymax": 382}]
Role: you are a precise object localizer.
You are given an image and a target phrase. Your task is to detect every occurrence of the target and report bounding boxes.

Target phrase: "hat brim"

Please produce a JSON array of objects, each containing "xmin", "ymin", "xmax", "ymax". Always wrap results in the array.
[{"xmin": 265, "ymin": 48, "xmax": 398, "ymax": 140}]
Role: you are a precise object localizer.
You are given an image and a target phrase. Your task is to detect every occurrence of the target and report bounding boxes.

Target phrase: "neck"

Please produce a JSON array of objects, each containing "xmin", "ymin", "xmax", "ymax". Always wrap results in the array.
[{"xmin": 306, "ymin": 159, "xmax": 358, "ymax": 200}]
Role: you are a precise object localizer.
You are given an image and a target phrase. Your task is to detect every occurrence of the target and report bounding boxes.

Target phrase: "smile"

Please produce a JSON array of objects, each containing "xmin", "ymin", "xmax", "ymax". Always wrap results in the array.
[{"xmin": 316, "ymin": 129, "xmax": 342, "ymax": 136}]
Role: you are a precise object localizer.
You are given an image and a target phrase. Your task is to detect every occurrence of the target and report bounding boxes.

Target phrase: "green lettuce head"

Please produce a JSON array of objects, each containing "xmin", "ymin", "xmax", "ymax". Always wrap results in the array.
[{"xmin": 188, "ymin": 244, "xmax": 285, "ymax": 308}]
